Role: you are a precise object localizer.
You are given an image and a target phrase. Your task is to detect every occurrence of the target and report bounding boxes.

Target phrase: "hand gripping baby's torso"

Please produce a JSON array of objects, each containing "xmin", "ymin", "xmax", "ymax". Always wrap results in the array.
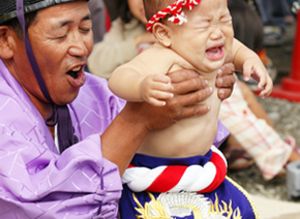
[{"xmin": 137, "ymin": 46, "xmax": 222, "ymax": 157}]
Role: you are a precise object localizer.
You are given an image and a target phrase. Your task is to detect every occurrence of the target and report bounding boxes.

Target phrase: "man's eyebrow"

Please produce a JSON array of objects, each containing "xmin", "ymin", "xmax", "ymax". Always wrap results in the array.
[
  {"xmin": 82, "ymin": 14, "xmax": 91, "ymax": 21},
  {"xmin": 58, "ymin": 14, "xmax": 91, "ymax": 27}
]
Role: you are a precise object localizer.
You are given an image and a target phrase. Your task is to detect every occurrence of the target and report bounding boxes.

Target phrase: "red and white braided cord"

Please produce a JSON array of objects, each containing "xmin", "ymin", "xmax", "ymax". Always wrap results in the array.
[
  {"xmin": 146, "ymin": 0, "xmax": 201, "ymax": 32},
  {"xmin": 123, "ymin": 146, "xmax": 227, "ymax": 193}
]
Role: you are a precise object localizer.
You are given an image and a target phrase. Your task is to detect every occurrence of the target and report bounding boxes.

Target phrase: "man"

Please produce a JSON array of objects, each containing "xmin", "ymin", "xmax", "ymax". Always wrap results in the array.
[{"xmin": 0, "ymin": 0, "xmax": 235, "ymax": 218}]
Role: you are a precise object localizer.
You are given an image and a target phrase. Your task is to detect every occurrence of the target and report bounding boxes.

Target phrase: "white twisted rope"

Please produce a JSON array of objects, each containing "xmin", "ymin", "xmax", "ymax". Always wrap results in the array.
[{"xmin": 123, "ymin": 146, "xmax": 227, "ymax": 193}]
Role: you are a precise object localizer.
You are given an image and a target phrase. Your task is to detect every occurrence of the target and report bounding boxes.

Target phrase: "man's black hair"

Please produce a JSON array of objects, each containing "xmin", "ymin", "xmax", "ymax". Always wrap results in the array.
[{"xmin": 0, "ymin": 0, "xmax": 84, "ymax": 25}]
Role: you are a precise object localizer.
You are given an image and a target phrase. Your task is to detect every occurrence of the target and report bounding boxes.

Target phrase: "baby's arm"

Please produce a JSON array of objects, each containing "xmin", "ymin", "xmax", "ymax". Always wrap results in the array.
[
  {"xmin": 109, "ymin": 50, "xmax": 174, "ymax": 106},
  {"xmin": 231, "ymin": 39, "xmax": 273, "ymax": 96}
]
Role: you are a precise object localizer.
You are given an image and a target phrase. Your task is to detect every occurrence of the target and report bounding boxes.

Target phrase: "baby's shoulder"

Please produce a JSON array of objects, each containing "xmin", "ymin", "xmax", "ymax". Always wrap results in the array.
[
  {"xmin": 128, "ymin": 44, "xmax": 193, "ymax": 74},
  {"xmin": 139, "ymin": 44, "xmax": 176, "ymax": 59},
  {"xmin": 132, "ymin": 45, "xmax": 176, "ymax": 66},
  {"xmin": 143, "ymin": 45, "xmax": 191, "ymax": 65}
]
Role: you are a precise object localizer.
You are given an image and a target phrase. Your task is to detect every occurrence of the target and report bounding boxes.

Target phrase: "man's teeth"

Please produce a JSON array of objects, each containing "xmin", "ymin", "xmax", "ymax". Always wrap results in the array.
[{"xmin": 72, "ymin": 66, "xmax": 81, "ymax": 71}]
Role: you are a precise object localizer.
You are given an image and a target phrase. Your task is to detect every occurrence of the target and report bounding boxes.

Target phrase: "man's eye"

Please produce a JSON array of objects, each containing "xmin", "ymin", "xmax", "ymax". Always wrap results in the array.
[
  {"xmin": 80, "ymin": 28, "xmax": 91, "ymax": 33},
  {"xmin": 56, "ymin": 35, "xmax": 67, "ymax": 39}
]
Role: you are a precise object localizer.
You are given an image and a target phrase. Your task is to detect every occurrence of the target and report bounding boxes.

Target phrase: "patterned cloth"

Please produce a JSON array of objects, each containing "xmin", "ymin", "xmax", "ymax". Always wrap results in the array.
[
  {"xmin": 123, "ymin": 146, "xmax": 227, "ymax": 193},
  {"xmin": 146, "ymin": 0, "xmax": 201, "ymax": 31},
  {"xmin": 119, "ymin": 151, "xmax": 258, "ymax": 218},
  {"xmin": 0, "ymin": 60, "xmax": 124, "ymax": 218},
  {"xmin": 219, "ymin": 82, "xmax": 292, "ymax": 180}
]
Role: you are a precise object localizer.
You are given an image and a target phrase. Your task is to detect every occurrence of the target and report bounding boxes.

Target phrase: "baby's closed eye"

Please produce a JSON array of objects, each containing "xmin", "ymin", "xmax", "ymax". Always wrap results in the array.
[
  {"xmin": 194, "ymin": 21, "xmax": 210, "ymax": 31},
  {"xmin": 220, "ymin": 13, "xmax": 232, "ymax": 24}
]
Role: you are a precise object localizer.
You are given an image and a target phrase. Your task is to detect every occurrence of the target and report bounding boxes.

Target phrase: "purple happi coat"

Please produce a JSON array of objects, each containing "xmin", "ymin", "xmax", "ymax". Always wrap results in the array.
[{"xmin": 0, "ymin": 60, "xmax": 124, "ymax": 218}]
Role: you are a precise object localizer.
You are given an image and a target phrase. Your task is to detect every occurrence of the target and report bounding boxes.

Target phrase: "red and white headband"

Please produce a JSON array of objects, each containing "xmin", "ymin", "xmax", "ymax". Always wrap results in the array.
[{"xmin": 146, "ymin": 0, "xmax": 201, "ymax": 32}]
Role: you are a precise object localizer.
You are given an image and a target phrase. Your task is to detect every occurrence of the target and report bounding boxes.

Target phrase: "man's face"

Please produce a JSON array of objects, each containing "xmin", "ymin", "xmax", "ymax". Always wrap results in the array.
[
  {"xmin": 169, "ymin": 0, "xmax": 234, "ymax": 74},
  {"xmin": 15, "ymin": 1, "xmax": 93, "ymax": 105}
]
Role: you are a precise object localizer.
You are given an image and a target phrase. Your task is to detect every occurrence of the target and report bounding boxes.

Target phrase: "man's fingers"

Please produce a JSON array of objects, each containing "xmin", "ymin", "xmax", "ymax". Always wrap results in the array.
[
  {"xmin": 216, "ymin": 74, "xmax": 236, "ymax": 88},
  {"xmin": 178, "ymin": 104, "xmax": 210, "ymax": 119},
  {"xmin": 172, "ymin": 77, "xmax": 209, "ymax": 95},
  {"xmin": 168, "ymin": 69, "xmax": 199, "ymax": 83},
  {"xmin": 217, "ymin": 63, "xmax": 235, "ymax": 76},
  {"xmin": 168, "ymin": 87, "xmax": 213, "ymax": 106},
  {"xmin": 215, "ymin": 63, "xmax": 235, "ymax": 100},
  {"xmin": 218, "ymin": 88, "xmax": 232, "ymax": 100}
]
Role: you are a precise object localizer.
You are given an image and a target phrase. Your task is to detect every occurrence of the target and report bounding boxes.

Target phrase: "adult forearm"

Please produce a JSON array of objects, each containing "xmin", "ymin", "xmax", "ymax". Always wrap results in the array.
[{"xmin": 101, "ymin": 104, "xmax": 148, "ymax": 175}]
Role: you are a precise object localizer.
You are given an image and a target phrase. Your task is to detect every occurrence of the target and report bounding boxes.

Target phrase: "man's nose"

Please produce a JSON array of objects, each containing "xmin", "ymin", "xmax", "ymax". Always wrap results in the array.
[{"xmin": 68, "ymin": 33, "xmax": 89, "ymax": 58}]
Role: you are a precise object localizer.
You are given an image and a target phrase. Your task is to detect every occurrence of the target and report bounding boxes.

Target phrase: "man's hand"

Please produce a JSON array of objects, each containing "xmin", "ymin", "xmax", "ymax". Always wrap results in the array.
[
  {"xmin": 215, "ymin": 63, "xmax": 236, "ymax": 100},
  {"xmin": 142, "ymin": 69, "xmax": 213, "ymax": 130}
]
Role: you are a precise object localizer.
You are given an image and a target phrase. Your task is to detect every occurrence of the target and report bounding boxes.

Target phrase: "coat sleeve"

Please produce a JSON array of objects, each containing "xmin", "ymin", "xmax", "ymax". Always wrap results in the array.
[{"xmin": 0, "ymin": 126, "xmax": 122, "ymax": 219}]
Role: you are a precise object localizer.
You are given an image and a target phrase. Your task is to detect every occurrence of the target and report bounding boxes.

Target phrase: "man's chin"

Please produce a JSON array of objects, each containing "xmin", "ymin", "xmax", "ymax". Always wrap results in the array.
[{"xmin": 55, "ymin": 93, "xmax": 79, "ymax": 105}]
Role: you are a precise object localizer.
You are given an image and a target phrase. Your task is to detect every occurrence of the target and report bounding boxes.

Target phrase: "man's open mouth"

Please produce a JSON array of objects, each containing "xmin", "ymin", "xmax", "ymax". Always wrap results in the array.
[{"xmin": 67, "ymin": 66, "xmax": 83, "ymax": 79}]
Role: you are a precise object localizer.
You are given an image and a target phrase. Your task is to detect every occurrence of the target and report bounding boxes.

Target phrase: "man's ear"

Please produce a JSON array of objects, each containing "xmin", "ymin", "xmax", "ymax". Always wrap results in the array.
[
  {"xmin": 0, "ymin": 26, "xmax": 15, "ymax": 59},
  {"xmin": 152, "ymin": 22, "xmax": 172, "ymax": 47}
]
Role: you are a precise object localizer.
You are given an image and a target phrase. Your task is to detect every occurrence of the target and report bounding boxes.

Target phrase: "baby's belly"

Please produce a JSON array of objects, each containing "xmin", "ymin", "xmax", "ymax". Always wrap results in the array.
[{"xmin": 138, "ymin": 112, "xmax": 219, "ymax": 157}]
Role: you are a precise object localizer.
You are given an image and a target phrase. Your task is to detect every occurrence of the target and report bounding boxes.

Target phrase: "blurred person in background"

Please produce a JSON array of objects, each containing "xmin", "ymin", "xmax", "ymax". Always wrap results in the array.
[
  {"xmin": 221, "ymin": 0, "xmax": 300, "ymax": 180},
  {"xmin": 254, "ymin": 0, "xmax": 294, "ymax": 46},
  {"xmin": 88, "ymin": 0, "xmax": 156, "ymax": 79}
]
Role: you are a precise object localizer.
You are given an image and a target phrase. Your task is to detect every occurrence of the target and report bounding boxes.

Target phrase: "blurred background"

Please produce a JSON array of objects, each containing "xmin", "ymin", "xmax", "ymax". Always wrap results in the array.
[{"xmin": 88, "ymin": 0, "xmax": 300, "ymax": 217}]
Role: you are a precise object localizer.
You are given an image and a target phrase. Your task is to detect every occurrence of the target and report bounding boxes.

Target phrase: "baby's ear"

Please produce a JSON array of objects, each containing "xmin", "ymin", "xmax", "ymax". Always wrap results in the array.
[{"xmin": 152, "ymin": 22, "xmax": 172, "ymax": 47}]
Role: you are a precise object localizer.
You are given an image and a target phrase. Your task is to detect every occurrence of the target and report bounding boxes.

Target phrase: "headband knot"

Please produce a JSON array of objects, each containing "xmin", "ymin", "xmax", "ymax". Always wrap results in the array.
[{"xmin": 146, "ymin": 0, "xmax": 201, "ymax": 32}]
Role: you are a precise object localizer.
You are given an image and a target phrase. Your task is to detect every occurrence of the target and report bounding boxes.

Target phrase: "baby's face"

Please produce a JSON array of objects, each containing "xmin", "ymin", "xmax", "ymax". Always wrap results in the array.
[{"xmin": 168, "ymin": 0, "xmax": 234, "ymax": 73}]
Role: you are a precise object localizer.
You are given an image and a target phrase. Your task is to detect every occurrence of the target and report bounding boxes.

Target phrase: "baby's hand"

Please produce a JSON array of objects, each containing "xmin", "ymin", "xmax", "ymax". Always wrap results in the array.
[
  {"xmin": 243, "ymin": 58, "xmax": 273, "ymax": 97},
  {"xmin": 140, "ymin": 74, "xmax": 174, "ymax": 106}
]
